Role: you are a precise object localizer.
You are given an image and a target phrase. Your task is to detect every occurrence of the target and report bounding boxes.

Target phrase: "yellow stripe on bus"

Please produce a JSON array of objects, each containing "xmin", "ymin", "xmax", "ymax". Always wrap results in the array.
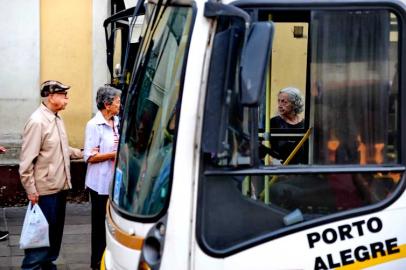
[
  {"xmin": 337, "ymin": 243, "xmax": 406, "ymax": 270},
  {"xmin": 106, "ymin": 200, "xmax": 144, "ymax": 250}
]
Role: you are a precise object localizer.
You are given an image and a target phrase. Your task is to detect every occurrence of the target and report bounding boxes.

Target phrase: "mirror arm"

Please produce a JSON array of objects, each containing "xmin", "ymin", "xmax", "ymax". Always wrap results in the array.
[
  {"xmin": 102, "ymin": 4, "xmax": 145, "ymax": 28},
  {"xmin": 204, "ymin": 1, "xmax": 251, "ymax": 66},
  {"xmin": 204, "ymin": 1, "xmax": 251, "ymax": 24},
  {"xmin": 249, "ymin": 108, "xmax": 260, "ymax": 166},
  {"xmin": 204, "ymin": 1, "xmax": 259, "ymax": 100}
]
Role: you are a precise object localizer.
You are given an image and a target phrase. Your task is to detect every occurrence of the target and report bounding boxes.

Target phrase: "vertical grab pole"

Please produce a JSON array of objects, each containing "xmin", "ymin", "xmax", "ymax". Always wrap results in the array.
[
  {"xmin": 263, "ymin": 14, "xmax": 274, "ymax": 204},
  {"xmin": 264, "ymin": 66, "xmax": 271, "ymax": 204}
]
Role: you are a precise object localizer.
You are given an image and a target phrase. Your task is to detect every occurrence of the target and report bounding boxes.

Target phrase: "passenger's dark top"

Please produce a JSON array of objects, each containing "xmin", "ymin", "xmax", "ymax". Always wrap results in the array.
[
  {"xmin": 270, "ymin": 115, "xmax": 304, "ymax": 129},
  {"xmin": 268, "ymin": 116, "xmax": 306, "ymax": 164}
]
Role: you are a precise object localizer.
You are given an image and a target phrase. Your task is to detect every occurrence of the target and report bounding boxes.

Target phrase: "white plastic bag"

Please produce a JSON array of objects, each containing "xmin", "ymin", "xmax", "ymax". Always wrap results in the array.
[{"xmin": 19, "ymin": 202, "xmax": 50, "ymax": 249}]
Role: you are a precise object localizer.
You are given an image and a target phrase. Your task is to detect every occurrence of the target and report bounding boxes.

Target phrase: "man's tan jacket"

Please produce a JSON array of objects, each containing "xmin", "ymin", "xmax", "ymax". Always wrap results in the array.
[{"xmin": 19, "ymin": 104, "xmax": 83, "ymax": 195}]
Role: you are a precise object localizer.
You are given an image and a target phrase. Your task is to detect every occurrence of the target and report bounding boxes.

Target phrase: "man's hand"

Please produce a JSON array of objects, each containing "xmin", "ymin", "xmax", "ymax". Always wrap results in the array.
[
  {"xmin": 27, "ymin": 192, "xmax": 39, "ymax": 205},
  {"xmin": 0, "ymin": 146, "xmax": 6, "ymax": 154}
]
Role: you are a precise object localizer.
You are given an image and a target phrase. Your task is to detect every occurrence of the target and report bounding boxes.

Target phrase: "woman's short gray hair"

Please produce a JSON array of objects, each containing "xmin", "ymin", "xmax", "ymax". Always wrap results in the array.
[
  {"xmin": 96, "ymin": 86, "xmax": 121, "ymax": 110},
  {"xmin": 279, "ymin": 87, "xmax": 304, "ymax": 114}
]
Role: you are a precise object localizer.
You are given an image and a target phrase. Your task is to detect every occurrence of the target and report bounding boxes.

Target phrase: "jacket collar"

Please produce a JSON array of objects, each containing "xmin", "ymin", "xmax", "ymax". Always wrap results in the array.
[{"xmin": 40, "ymin": 103, "xmax": 58, "ymax": 122}]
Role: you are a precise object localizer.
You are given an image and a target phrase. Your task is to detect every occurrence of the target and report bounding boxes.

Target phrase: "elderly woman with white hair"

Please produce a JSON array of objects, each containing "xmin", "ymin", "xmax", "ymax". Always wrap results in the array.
[
  {"xmin": 269, "ymin": 87, "xmax": 305, "ymax": 164},
  {"xmin": 271, "ymin": 86, "xmax": 304, "ymax": 129},
  {"xmin": 84, "ymin": 85, "xmax": 121, "ymax": 270}
]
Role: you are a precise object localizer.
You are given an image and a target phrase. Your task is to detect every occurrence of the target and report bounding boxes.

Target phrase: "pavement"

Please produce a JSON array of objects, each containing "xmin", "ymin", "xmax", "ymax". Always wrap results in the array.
[{"xmin": 0, "ymin": 202, "xmax": 92, "ymax": 270}]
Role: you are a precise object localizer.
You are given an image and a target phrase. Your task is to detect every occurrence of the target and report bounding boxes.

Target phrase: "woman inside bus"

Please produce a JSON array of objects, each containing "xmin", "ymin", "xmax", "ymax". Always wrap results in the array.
[
  {"xmin": 269, "ymin": 87, "xmax": 305, "ymax": 164},
  {"xmin": 84, "ymin": 86, "xmax": 121, "ymax": 270},
  {"xmin": 271, "ymin": 87, "xmax": 304, "ymax": 129}
]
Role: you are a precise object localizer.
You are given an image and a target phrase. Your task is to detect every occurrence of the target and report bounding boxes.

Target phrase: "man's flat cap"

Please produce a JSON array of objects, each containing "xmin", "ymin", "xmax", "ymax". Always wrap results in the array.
[{"xmin": 40, "ymin": 80, "xmax": 70, "ymax": 97}]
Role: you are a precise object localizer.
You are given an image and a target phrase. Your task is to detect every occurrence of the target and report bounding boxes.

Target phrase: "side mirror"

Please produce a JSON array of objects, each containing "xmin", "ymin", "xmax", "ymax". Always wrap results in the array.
[
  {"xmin": 103, "ymin": 3, "xmax": 145, "ymax": 83},
  {"xmin": 112, "ymin": 28, "xmax": 123, "ymax": 79},
  {"xmin": 240, "ymin": 22, "xmax": 274, "ymax": 106}
]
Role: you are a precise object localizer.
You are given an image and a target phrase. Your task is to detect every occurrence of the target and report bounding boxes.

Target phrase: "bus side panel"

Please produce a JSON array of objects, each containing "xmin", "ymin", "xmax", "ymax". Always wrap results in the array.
[{"xmin": 193, "ymin": 208, "xmax": 406, "ymax": 270}]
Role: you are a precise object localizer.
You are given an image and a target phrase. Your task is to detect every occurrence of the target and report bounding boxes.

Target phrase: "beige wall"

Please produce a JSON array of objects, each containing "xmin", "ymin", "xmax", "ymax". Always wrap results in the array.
[
  {"xmin": 41, "ymin": 0, "xmax": 93, "ymax": 147},
  {"xmin": 270, "ymin": 23, "xmax": 308, "ymax": 118}
]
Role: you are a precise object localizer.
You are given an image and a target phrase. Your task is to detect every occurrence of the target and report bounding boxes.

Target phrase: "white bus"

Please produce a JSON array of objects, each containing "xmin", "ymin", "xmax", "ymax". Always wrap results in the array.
[{"xmin": 102, "ymin": 0, "xmax": 406, "ymax": 269}]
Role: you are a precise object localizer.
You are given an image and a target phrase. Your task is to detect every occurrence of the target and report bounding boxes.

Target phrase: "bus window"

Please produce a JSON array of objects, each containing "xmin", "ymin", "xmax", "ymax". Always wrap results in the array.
[
  {"xmin": 112, "ymin": 5, "xmax": 194, "ymax": 217},
  {"xmin": 199, "ymin": 8, "xmax": 403, "ymax": 255},
  {"xmin": 268, "ymin": 22, "xmax": 308, "ymax": 131},
  {"xmin": 311, "ymin": 10, "xmax": 398, "ymax": 166},
  {"xmin": 255, "ymin": 15, "xmax": 310, "ymax": 166},
  {"xmin": 267, "ymin": 86, "xmax": 308, "ymax": 164}
]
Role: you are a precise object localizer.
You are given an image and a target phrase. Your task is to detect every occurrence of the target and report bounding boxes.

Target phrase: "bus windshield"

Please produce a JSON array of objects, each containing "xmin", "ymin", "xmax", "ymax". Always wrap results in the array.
[{"xmin": 111, "ymin": 4, "xmax": 194, "ymax": 217}]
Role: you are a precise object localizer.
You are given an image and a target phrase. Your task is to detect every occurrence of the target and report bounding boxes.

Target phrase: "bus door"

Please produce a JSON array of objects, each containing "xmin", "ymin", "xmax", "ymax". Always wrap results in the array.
[
  {"xmin": 104, "ymin": 3, "xmax": 145, "ymax": 112},
  {"xmin": 198, "ymin": 1, "xmax": 406, "ymax": 269}
]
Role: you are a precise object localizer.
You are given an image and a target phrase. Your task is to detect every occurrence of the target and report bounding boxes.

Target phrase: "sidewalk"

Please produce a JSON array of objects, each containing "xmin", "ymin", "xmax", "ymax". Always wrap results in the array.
[{"xmin": 0, "ymin": 202, "xmax": 91, "ymax": 270}]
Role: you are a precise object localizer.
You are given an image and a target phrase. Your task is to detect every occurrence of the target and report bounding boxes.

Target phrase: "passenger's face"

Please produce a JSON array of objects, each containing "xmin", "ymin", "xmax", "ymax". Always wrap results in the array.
[
  {"xmin": 277, "ymin": 93, "xmax": 294, "ymax": 116},
  {"xmin": 49, "ymin": 91, "xmax": 69, "ymax": 112},
  {"xmin": 106, "ymin": 95, "xmax": 121, "ymax": 116}
]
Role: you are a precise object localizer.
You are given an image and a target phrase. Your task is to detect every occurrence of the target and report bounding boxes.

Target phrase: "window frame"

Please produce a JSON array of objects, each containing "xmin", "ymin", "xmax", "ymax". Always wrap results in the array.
[{"xmin": 109, "ymin": 1, "xmax": 197, "ymax": 222}]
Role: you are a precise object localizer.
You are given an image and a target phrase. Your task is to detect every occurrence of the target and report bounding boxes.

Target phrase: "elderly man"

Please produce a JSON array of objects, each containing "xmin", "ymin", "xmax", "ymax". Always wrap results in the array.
[{"xmin": 19, "ymin": 80, "xmax": 83, "ymax": 270}]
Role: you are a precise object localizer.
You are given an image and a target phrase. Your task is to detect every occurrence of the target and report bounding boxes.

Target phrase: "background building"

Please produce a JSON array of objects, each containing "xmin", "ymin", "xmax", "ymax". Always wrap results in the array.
[{"xmin": 0, "ymin": 0, "xmax": 136, "ymax": 204}]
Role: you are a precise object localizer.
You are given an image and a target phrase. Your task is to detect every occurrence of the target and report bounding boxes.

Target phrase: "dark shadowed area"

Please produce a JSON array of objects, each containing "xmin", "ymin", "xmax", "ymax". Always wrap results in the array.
[{"xmin": 0, "ymin": 161, "xmax": 89, "ymax": 207}]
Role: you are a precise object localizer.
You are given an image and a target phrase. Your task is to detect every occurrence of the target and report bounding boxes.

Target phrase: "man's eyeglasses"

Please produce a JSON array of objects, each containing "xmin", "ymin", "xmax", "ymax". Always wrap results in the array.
[{"xmin": 51, "ymin": 92, "xmax": 68, "ymax": 98}]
